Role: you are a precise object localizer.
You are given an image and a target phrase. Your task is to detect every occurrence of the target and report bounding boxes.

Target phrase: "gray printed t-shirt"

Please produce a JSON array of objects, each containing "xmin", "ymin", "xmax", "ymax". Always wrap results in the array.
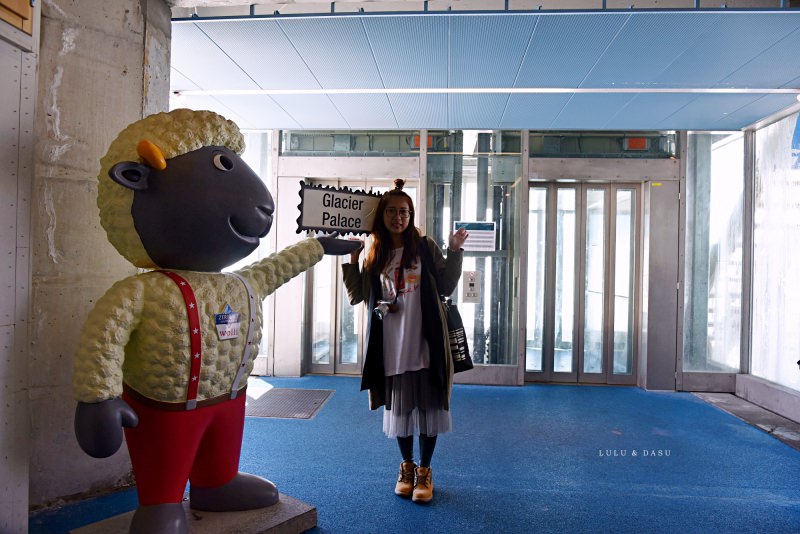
[{"xmin": 380, "ymin": 247, "xmax": 430, "ymax": 376}]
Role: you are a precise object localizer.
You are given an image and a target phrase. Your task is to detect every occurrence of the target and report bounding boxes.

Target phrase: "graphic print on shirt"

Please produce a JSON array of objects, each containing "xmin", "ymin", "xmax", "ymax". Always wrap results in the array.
[{"xmin": 382, "ymin": 248, "xmax": 421, "ymax": 299}]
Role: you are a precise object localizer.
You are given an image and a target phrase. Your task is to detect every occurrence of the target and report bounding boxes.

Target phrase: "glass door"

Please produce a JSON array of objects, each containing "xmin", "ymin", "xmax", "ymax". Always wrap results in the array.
[
  {"xmin": 525, "ymin": 183, "xmax": 639, "ymax": 385},
  {"xmin": 308, "ymin": 179, "xmax": 417, "ymax": 375}
]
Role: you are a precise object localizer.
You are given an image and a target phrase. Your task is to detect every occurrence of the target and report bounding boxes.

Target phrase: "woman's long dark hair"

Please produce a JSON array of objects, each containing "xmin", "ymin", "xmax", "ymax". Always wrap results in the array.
[{"xmin": 364, "ymin": 179, "xmax": 422, "ymax": 274}]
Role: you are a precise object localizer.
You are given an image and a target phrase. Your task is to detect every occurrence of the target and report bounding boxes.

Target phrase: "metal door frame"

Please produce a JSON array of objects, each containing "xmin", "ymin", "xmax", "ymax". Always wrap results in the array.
[{"xmin": 525, "ymin": 182, "xmax": 641, "ymax": 386}]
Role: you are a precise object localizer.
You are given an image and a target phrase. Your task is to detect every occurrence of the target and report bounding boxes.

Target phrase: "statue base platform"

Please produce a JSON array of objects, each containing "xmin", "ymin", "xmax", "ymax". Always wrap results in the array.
[{"xmin": 70, "ymin": 493, "xmax": 316, "ymax": 534}]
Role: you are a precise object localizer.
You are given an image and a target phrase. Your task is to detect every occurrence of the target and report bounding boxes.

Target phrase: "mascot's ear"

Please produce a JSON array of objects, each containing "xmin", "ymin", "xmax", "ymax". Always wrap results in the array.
[{"xmin": 108, "ymin": 162, "xmax": 150, "ymax": 191}]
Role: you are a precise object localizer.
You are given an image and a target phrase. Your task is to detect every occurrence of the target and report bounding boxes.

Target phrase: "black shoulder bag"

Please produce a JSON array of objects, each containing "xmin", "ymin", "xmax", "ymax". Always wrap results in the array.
[{"xmin": 420, "ymin": 238, "xmax": 473, "ymax": 373}]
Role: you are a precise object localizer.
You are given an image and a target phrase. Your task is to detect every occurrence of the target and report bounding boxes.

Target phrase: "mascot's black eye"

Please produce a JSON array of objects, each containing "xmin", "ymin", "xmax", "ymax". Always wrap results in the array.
[{"xmin": 213, "ymin": 153, "xmax": 234, "ymax": 172}]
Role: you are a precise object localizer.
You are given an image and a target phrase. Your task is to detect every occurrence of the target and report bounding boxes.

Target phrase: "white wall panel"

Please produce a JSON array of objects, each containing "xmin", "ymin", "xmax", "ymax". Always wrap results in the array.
[{"xmin": 0, "ymin": 36, "xmax": 29, "ymax": 534}]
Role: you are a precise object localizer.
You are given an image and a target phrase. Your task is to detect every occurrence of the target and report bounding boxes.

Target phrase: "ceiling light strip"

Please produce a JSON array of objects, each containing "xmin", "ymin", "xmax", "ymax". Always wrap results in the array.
[{"xmin": 176, "ymin": 87, "xmax": 800, "ymax": 96}]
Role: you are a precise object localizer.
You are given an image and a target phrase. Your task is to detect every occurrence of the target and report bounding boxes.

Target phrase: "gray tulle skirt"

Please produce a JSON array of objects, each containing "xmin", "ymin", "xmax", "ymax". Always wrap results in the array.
[{"xmin": 382, "ymin": 368, "xmax": 451, "ymax": 438}]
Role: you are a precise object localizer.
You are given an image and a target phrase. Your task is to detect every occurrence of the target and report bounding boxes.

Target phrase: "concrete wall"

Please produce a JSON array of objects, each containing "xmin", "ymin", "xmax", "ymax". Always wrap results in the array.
[{"xmin": 28, "ymin": 0, "xmax": 170, "ymax": 507}]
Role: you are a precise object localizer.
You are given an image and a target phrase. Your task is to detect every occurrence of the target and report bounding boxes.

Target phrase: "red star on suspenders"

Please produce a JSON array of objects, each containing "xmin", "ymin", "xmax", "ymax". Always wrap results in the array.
[{"xmin": 159, "ymin": 271, "xmax": 203, "ymax": 410}]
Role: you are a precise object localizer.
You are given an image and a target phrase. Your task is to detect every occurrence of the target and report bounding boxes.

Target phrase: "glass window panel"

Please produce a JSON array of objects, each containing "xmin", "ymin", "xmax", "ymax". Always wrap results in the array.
[
  {"xmin": 583, "ymin": 189, "xmax": 605, "ymax": 374},
  {"xmin": 526, "ymin": 188, "xmax": 547, "ymax": 372},
  {"xmin": 427, "ymin": 130, "xmax": 519, "ymax": 367},
  {"xmin": 751, "ymin": 112, "xmax": 800, "ymax": 391},
  {"xmin": 339, "ymin": 282, "xmax": 359, "ymax": 365},
  {"xmin": 684, "ymin": 133, "xmax": 743, "ymax": 372},
  {"xmin": 613, "ymin": 190, "xmax": 635, "ymax": 375},
  {"xmin": 555, "ymin": 189, "xmax": 576, "ymax": 373},
  {"xmin": 280, "ymin": 130, "xmax": 419, "ymax": 156},
  {"xmin": 312, "ymin": 255, "xmax": 332, "ymax": 365}
]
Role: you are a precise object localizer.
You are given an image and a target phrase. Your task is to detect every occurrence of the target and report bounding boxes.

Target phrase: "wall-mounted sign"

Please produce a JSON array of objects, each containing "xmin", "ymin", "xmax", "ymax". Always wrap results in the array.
[
  {"xmin": 454, "ymin": 221, "xmax": 496, "ymax": 252},
  {"xmin": 296, "ymin": 182, "xmax": 382, "ymax": 235}
]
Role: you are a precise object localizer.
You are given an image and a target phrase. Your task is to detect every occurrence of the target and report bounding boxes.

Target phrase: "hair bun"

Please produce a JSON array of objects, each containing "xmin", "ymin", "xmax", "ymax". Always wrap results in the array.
[{"xmin": 393, "ymin": 178, "xmax": 405, "ymax": 190}]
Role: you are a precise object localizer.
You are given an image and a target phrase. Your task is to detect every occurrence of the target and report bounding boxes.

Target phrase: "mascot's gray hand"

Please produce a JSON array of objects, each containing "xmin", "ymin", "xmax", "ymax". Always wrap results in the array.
[
  {"xmin": 74, "ymin": 398, "xmax": 138, "ymax": 458},
  {"xmin": 317, "ymin": 236, "xmax": 362, "ymax": 256}
]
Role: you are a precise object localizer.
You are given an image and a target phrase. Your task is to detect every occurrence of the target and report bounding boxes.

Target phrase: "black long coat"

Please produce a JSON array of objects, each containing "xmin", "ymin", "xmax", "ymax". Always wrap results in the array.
[{"xmin": 341, "ymin": 236, "xmax": 463, "ymax": 410}]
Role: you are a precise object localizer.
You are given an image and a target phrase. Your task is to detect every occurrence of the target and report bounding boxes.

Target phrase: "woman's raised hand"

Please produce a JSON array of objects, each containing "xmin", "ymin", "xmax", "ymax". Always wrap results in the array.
[{"xmin": 448, "ymin": 227, "xmax": 469, "ymax": 251}]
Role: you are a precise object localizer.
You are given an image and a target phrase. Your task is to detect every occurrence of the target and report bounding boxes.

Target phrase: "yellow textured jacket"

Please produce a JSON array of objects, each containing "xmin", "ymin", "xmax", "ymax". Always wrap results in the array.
[{"xmin": 72, "ymin": 239, "xmax": 323, "ymax": 403}]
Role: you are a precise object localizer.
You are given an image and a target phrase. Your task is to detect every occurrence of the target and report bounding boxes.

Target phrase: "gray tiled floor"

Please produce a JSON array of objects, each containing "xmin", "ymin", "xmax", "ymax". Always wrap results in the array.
[{"xmin": 694, "ymin": 392, "xmax": 800, "ymax": 451}]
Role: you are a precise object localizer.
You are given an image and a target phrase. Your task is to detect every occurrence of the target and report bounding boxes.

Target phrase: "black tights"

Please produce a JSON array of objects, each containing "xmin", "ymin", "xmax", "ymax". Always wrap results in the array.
[{"xmin": 397, "ymin": 434, "xmax": 437, "ymax": 467}]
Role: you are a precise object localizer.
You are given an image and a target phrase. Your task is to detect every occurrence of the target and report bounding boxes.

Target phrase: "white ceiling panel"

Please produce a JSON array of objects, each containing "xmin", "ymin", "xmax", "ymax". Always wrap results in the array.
[
  {"xmin": 363, "ymin": 16, "xmax": 448, "ymax": 88},
  {"xmin": 449, "ymin": 94, "xmax": 510, "ymax": 128},
  {"xmin": 329, "ymin": 93, "xmax": 398, "ymax": 128},
  {"xmin": 517, "ymin": 13, "xmax": 628, "ymax": 88},
  {"xmin": 713, "ymin": 94, "xmax": 800, "ymax": 130},
  {"xmin": 171, "ymin": 11, "xmax": 800, "ymax": 131},
  {"xmin": 173, "ymin": 94, "xmax": 259, "ymax": 129},
  {"xmin": 499, "ymin": 94, "xmax": 575, "ymax": 129},
  {"xmin": 659, "ymin": 93, "xmax": 772, "ymax": 130},
  {"xmin": 270, "ymin": 94, "xmax": 351, "ymax": 128},
  {"xmin": 388, "ymin": 94, "xmax": 448, "ymax": 128},
  {"xmin": 170, "ymin": 67, "xmax": 200, "ymax": 92},
  {"xmin": 198, "ymin": 20, "xmax": 321, "ymax": 89},
  {"xmin": 553, "ymin": 93, "xmax": 639, "ymax": 130},
  {"xmin": 656, "ymin": 13, "xmax": 800, "ymax": 88},
  {"xmin": 717, "ymin": 28, "xmax": 800, "ymax": 89},
  {"xmin": 599, "ymin": 93, "xmax": 698, "ymax": 130},
  {"xmin": 171, "ymin": 23, "xmax": 259, "ymax": 91},
  {"xmin": 581, "ymin": 13, "xmax": 719, "ymax": 88},
  {"xmin": 277, "ymin": 17, "xmax": 384, "ymax": 88},
  {"xmin": 449, "ymin": 15, "xmax": 538, "ymax": 88},
  {"xmin": 213, "ymin": 94, "xmax": 302, "ymax": 129}
]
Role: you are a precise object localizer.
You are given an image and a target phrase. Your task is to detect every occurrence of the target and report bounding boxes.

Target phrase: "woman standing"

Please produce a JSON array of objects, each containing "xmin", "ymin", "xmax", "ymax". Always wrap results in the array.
[{"xmin": 342, "ymin": 179, "xmax": 468, "ymax": 503}]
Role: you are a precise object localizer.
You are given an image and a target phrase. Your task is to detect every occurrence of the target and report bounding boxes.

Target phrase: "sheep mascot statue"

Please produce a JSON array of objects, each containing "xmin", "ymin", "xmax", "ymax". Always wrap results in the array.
[{"xmin": 72, "ymin": 108, "xmax": 357, "ymax": 533}]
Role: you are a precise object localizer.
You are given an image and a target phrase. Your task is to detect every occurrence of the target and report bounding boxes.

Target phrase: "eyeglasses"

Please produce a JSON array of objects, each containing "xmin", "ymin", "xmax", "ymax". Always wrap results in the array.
[{"xmin": 384, "ymin": 207, "xmax": 412, "ymax": 219}]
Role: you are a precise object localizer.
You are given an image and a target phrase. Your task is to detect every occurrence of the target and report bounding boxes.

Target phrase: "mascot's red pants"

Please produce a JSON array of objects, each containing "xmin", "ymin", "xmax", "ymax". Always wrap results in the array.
[{"xmin": 122, "ymin": 391, "xmax": 245, "ymax": 505}]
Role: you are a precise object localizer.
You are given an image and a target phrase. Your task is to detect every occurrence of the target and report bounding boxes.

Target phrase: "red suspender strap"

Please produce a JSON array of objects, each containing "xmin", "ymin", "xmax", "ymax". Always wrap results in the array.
[{"xmin": 158, "ymin": 271, "xmax": 202, "ymax": 410}]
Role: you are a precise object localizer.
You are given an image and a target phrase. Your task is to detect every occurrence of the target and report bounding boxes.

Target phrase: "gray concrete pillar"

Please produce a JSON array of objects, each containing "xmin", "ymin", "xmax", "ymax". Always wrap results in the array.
[{"xmin": 29, "ymin": 0, "xmax": 170, "ymax": 507}]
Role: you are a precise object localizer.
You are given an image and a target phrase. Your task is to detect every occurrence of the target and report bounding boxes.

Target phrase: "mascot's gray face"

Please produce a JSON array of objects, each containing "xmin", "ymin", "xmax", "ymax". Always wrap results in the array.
[{"xmin": 109, "ymin": 145, "xmax": 274, "ymax": 271}]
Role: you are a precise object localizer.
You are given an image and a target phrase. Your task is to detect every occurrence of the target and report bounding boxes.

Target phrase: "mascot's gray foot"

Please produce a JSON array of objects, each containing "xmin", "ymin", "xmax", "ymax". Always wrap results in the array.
[
  {"xmin": 129, "ymin": 503, "xmax": 187, "ymax": 534},
  {"xmin": 190, "ymin": 471, "xmax": 279, "ymax": 512}
]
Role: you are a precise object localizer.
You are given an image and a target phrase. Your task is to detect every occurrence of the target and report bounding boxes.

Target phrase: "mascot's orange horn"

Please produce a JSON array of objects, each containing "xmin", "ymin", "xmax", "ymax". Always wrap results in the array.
[{"xmin": 136, "ymin": 139, "xmax": 167, "ymax": 170}]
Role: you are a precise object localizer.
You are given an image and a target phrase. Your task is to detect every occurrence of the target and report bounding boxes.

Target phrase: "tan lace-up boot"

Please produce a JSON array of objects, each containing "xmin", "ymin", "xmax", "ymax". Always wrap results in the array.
[
  {"xmin": 395, "ymin": 461, "xmax": 416, "ymax": 497},
  {"xmin": 412, "ymin": 466, "xmax": 433, "ymax": 503}
]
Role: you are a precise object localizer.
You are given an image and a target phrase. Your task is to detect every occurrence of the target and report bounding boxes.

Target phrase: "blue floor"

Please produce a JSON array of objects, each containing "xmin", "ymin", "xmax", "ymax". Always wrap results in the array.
[{"xmin": 31, "ymin": 376, "xmax": 800, "ymax": 533}]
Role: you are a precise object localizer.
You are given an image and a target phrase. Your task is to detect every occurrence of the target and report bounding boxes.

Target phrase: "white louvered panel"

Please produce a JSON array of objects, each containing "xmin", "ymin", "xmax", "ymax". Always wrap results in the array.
[
  {"xmin": 601, "ymin": 93, "xmax": 696, "ymax": 130},
  {"xmin": 279, "ymin": 17, "xmax": 384, "ymax": 89},
  {"xmin": 449, "ymin": 94, "xmax": 508, "ymax": 129},
  {"xmin": 449, "ymin": 14, "xmax": 538, "ymax": 88},
  {"xmin": 171, "ymin": 22, "xmax": 259, "ymax": 91},
  {"xmin": 657, "ymin": 13, "xmax": 800, "ymax": 88},
  {"xmin": 329, "ymin": 93, "xmax": 398, "ymax": 129},
  {"xmin": 389, "ymin": 93, "xmax": 448, "ymax": 129},
  {"xmin": 199, "ymin": 19, "xmax": 321, "ymax": 90},
  {"xmin": 552, "ymin": 93, "xmax": 636, "ymax": 130},
  {"xmin": 517, "ymin": 13, "xmax": 628, "ymax": 88},
  {"xmin": 658, "ymin": 93, "xmax": 763, "ymax": 130},
  {"xmin": 169, "ymin": 67, "xmax": 201, "ymax": 92},
  {"xmin": 215, "ymin": 94, "xmax": 303, "ymax": 130},
  {"xmin": 363, "ymin": 15, "xmax": 448, "ymax": 88},
  {"xmin": 711, "ymin": 94, "xmax": 800, "ymax": 130},
  {"xmin": 582, "ymin": 12, "xmax": 719, "ymax": 88},
  {"xmin": 271, "ymin": 94, "xmax": 351, "ymax": 129},
  {"xmin": 720, "ymin": 28, "xmax": 800, "ymax": 89},
  {"xmin": 172, "ymin": 94, "xmax": 258, "ymax": 130},
  {"xmin": 499, "ymin": 94, "xmax": 573, "ymax": 130}
]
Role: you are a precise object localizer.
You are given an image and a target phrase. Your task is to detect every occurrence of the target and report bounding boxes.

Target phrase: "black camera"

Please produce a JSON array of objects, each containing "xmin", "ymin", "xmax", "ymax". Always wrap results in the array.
[{"xmin": 374, "ymin": 300, "xmax": 394, "ymax": 320}]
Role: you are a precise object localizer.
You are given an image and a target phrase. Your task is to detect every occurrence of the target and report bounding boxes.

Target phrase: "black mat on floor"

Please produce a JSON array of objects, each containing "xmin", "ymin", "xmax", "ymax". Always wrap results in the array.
[{"xmin": 245, "ymin": 388, "xmax": 334, "ymax": 419}]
